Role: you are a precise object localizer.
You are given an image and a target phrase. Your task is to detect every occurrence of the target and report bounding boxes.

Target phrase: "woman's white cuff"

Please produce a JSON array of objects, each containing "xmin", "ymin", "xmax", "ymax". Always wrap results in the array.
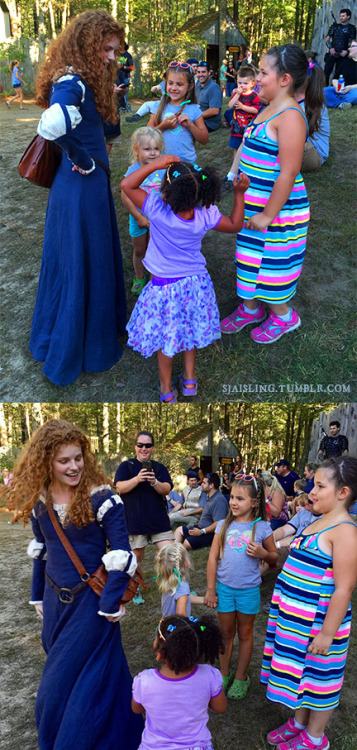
[
  {"xmin": 27, "ymin": 539, "xmax": 45, "ymax": 558},
  {"xmin": 102, "ymin": 550, "xmax": 137, "ymax": 576}
]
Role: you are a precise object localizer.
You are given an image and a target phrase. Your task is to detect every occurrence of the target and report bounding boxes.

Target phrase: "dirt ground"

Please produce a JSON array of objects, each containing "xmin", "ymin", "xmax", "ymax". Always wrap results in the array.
[
  {"xmin": 0, "ymin": 98, "xmax": 356, "ymax": 403},
  {"xmin": 1, "ymin": 510, "xmax": 356, "ymax": 750}
]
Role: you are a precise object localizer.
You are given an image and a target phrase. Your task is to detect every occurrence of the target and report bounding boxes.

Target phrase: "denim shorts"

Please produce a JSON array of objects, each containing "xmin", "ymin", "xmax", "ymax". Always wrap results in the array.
[
  {"xmin": 216, "ymin": 580, "xmax": 261, "ymax": 614},
  {"xmin": 129, "ymin": 214, "xmax": 148, "ymax": 238}
]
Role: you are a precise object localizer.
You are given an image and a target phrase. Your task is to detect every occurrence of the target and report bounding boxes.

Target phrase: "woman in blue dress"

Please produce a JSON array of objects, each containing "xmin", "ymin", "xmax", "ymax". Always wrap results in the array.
[
  {"xmin": 9, "ymin": 419, "xmax": 143, "ymax": 750},
  {"xmin": 30, "ymin": 11, "xmax": 127, "ymax": 386}
]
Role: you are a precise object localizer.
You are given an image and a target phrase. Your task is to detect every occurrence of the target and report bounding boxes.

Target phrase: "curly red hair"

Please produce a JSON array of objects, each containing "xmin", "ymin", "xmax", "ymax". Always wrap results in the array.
[
  {"xmin": 36, "ymin": 10, "xmax": 124, "ymax": 122},
  {"xmin": 7, "ymin": 419, "xmax": 110, "ymax": 528}
]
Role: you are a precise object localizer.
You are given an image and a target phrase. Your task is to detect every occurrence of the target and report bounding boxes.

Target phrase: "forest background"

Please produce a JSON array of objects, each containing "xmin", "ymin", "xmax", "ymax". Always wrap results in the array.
[{"xmin": 0, "ymin": 402, "xmax": 339, "ymax": 480}]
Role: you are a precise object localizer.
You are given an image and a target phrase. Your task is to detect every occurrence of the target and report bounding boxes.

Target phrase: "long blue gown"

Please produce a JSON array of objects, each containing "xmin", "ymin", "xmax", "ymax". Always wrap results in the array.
[
  {"xmin": 29, "ymin": 486, "xmax": 143, "ymax": 750},
  {"xmin": 29, "ymin": 74, "xmax": 126, "ymax": 386}
]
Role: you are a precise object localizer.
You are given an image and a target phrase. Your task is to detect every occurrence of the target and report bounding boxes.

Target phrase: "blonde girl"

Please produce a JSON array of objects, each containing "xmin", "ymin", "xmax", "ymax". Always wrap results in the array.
[
  {"xmin": 148, "ymin": 61, "xmax": 208, "ymax": 162},
  {"xmin": 6, "ymin": 60, "xmax": 24, "ymax": 108},
  {"xmin": 262, "ymin": 456, "xmax": 357, "ymax": 750},
  {"xmin": 155, "ymin": 542, "xmax": 204, "ymax": 617},
  {"xmin": 261, "ymin": 470, "xmax": 289, "ymax": 529},
  {"xmin": 205, "ymin": 476, "xmax": 277, "ymax": 700},
  {"xmin": 122, "ymin": 126, "xmax": 164, "ymax": 295}
]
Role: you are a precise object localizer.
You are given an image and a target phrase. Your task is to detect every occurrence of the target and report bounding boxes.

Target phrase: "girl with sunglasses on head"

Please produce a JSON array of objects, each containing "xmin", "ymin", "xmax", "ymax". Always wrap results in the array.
[
  {"xmin": 121, "ymin": 155, "xmax": 249, "ymax": 402},
  {"xmin": 131, "ymin": 614, "xmax": 226, "ymax": 750},
  {"xmin": 148, "ymin": 61, "xmax": 209, "ymax": 163},
  {"xmin": 205, "ymin": 476, "xmax": 277, "ymax": 700},
  {"xmin": 262, "ymin": 456, "xmax": 357, "ymax": 750}
]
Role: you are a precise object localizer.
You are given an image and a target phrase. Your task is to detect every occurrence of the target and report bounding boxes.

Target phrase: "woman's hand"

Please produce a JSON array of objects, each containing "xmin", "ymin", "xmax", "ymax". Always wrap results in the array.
[
  {"xmin": 234, "ymin": 173, "xmax": 250, "ymax": 193},
  {"xmin": 34, "ymin": 603, "xmax": 43, "ymax": 618},
  {"xmin": 105, "ymin": 604, "xmax": 126, "ymax": 623},
  {"xmin": 245, "ymin": 212, "xmax": 270, "ymax": 232},
  {"xmin": 308, "ymin": 632, "xmax": 333, "ymax": 655},
  {"xmin": 204, "ymin": 589, "xmax": 217, "ymax": 608}
]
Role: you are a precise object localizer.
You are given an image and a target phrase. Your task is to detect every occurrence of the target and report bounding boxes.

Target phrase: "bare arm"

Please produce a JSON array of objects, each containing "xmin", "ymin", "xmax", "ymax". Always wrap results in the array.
[
  {"xmin": 204, "ymin": 533, "xmax": 220, "ymax": 607},
  {"xmin": 215, "ymin": 173, "xmax": 250, "ymax": 233},
  {"xmin": 209, "ymin": 691, "xmax": 227, "ymax": 713},
  {"xmin": 268, "ymin": 489, "xmax": 285, "ymax": 518},
  {"xmin": 175, "ymin": 595, "xmax": 189, "ymax": 616},
  {"xmin": 176, "ymin": 113, "xmax": 209, "ymax": 144},
  {"xmin": 121, "ymin": 153, "xmax": 180, "ymax": 208},
  {"xmin": 273, "ymin": 522, "xmax": 296, "ymax": 541},
  {"xmin": 131, "ymin": 698, "xmax": 145, "ymax": 714},
  {"xmin": 121, "ymin": 190, "xmax": 149, "ymax": 224},
  {"xmin": 246, "ymin": 533, "xmax": 278, "ymax": 565},
  {"xmin": 201, "ymin": 107, "xmax": 220, "ymax": 119}
]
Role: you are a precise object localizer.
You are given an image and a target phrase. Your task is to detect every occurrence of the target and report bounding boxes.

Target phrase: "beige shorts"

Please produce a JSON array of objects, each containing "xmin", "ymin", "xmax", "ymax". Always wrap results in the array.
[{"xmin": 129, "ymin": 530, "xmax": 174, "ymax": 549}]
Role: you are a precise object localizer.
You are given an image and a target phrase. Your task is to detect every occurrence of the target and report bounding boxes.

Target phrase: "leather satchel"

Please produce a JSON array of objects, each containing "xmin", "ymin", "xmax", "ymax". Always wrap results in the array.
[
  {"xmin": 47, "ymin": 503, "xmax": 146, "ymax": 604},
  {"xmin": 18, "ymin": 134, "xmax": 62, "ymax": 188}
]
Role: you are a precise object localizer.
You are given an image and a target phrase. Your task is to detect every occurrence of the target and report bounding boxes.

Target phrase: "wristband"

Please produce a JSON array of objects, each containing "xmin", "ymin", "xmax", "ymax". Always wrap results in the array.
[
  {"xmin": 276, "ymin": 541, "xmax": 281, "ymax": 549},
  {"xmin": 200, "ymin": 528, "xmax": 206, "ymax": 535},
  {"xmin": 153, "ymin": 478, "xmax": 158, "ymax": 487}
]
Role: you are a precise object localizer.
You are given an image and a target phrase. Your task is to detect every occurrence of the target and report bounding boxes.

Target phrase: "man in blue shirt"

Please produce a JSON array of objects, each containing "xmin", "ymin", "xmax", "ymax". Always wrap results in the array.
[
  {"xmin": 174, "ymin": 473, "xmax": 228, "ymax": 550},
  {"xmin": 195, "ymin": 62, "xmax": 222, "ymax": 131},
  {"xmin": 274, "ymin": 459, "xmax": 300, "ymax": 499}
]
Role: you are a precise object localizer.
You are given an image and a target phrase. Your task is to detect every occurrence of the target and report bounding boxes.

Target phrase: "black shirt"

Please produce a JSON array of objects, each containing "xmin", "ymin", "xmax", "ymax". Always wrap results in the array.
[
  {"xmin": 327, "ymin": 22, "xmax": 356, "ymax": 52},
  {"xmin": 275, "ymin": 471, "xmax": 300, "ymax": 497},
  {"xmin": 114, "ymin": 458, "xmax": 172, "ymax": 535},
  {"xmin": 319, "ymin": 434, "xmax": 349, "ymax": 457},
  {"xmin": 335, "ymin": 56, "xmax": 357, "ymax": 85}
]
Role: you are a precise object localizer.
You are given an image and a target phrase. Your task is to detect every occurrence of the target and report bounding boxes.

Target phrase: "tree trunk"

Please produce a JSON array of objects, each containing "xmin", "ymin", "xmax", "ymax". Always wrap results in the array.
[
  {"xmin": 211, "ymin": 404, "xmax": 220, "ymax": 473},
  {"xmin": 219, "ymin": 0, "xmax": 227, "ymax": 75},
  {"xmin": 48, "ymin": 1, "xmax": 56, "ymax": 37},
  {"xmin": 102, "ymin": 404, "xmax": 110, "ymax": 455}
]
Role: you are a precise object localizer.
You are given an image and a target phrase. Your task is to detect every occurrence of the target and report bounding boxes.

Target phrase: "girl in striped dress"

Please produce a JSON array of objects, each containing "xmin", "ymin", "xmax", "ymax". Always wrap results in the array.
[
  {"xmin": 261, "ymin": 456, "xmax": 357, "ymax": 750},
  {"xmin": 221, "ymin": 44, "xmax": 311, "ymax": 344}
]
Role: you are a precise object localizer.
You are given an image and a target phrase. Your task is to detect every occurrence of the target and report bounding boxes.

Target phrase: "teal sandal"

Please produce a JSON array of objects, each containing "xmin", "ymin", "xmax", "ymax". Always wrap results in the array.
[{"xmin": 227, "ymin": 674, "xmax": 250, "ymax": 700}]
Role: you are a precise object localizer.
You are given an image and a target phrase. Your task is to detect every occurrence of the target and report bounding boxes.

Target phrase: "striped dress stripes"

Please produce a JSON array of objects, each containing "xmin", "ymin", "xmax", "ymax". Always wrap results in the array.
[
  {"xmin": 261, "ymin": 522, "xmax": 355, "ymax": 711},
  {"xmin": 235, "ymin": 108, "xmax": 310, "ymax": 304}
]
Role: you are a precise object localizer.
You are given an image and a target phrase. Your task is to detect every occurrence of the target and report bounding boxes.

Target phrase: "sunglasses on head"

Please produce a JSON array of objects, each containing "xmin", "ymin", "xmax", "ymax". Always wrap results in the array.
[
  {"xmin": 169, "ymin": 61, "xmax": 190, "ymax": 69},
  {"xmin": 198, "ymin": 61, "xmax": 208, "ymax": 67},
  {"xmin": 238, "ymin": 474, "xmax": 258, "ymax": 490},
  {"xmin": 136, "ymin": 442, "xmax": 154, "ymax": 448}
]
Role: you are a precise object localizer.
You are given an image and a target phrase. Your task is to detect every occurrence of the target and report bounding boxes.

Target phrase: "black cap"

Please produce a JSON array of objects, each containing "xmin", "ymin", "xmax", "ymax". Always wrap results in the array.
[{"xmin": 275, "ymin": 459, "xmax": 290, "ymax": 468}]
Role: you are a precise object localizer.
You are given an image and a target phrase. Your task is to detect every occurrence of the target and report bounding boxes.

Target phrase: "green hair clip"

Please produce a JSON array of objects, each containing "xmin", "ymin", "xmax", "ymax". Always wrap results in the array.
[{"xmin": 200, "ymin": 625, "xmax": 206, "ymax": 632}]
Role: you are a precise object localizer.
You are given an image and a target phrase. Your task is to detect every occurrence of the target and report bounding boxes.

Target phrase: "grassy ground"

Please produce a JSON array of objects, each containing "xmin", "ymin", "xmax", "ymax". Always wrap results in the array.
[
  {"xmin": 1, "ymin": 510, "xmax": 356, "ymax": 750},
  {"xmin": 0, "ymin": 97, "xmax": 356, "ymax": 403}
]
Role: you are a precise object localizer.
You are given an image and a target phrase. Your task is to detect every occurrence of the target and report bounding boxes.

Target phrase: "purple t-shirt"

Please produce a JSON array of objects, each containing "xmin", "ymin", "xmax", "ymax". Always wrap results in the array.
[
  {"xmin": 133, "ymin": 664, "xmax": 222, "ymax": 749},
  {"xmin": 142, "ymin": 192, "xmax": 222, "ymax": 278},
  {"xmin": 215, "ymin": 519, "xmax": 272, "ymax": 589},
  {"xmin": 161, "ymin": 581, "xmax": 191, "ymax": 617}
]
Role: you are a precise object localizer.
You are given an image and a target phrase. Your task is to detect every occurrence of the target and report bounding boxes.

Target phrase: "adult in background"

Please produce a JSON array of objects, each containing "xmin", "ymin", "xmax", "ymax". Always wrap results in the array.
[
  {"xmin": 8, "ymin": 419, "xmax": 143, "ymax": 750},
  {"xmin": 324, "ymin": 39, "xmax": 357, "ymax": 108},
  {"xmin": 30, "ymin": 11, "xmax": 127, "ymax": 387},
  {"xmin": 229, "ymin": 454, "xmax": 244, "ymax": 482},
  {"xmin": 324, "ymin": 9, "xmax": 356, "ymax": 84},
  {"xmin": 225, "ymin": 60, "xmax": 237, "ymax": 97},
  {"xmin": 274, "ymin": 459, "xmax": 300, "ymax": 500},
  {"xmin": 169, "ymin": 471, "xmax": 205, "ymax": 527},
  {"xmin": 304, "ymin": 462, "xmax": 317, "ymax": 493},
  {"xmin": 318, "ymin": 420, "xmax": 349, "ymax": 458},
  {"xmin": 115, "ymin": 431, "xmax": 174, "ymax": 591},
  {"xmin": 174, "ymin": 473, "xmax": 228, "ymax": 550},
  {"xmin": 195, "ymin": 61, "xmax": 223, "ymax": 131},
  {"xmin": 219, "ymin": 59, "xmax": 228, "ymax": 96},
  {"xmin": 186, "ymin": 453, "xmax": 204, "ymax": 482},
  {"xmin": 261, "ymin": 470, "xmax": 289, "ymax": 531}
]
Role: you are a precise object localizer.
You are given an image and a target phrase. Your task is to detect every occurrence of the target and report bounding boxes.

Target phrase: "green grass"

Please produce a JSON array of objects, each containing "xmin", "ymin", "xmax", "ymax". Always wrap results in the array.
[{"xmin": 0, "ymin": 99, "xmax": 356, "ymax": 401}]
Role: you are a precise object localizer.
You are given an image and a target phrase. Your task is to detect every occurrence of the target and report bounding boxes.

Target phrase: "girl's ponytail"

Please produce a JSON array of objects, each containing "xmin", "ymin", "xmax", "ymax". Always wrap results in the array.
[
  {"xmin": 198, "ymin": 165, "xmax": 221, "ymax": 208},
  {"xmin": 304, "ymin": 64, "xmax": 325, "ymax": 137}
]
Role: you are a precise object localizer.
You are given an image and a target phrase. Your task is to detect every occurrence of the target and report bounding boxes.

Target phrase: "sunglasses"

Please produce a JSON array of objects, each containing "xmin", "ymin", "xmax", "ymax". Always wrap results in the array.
[
  {"xmin": 136, "ymin": 442, "xmax": 154, "ymax": 448},
  {"xmin": 237, "ymin": 474, "xmax": 258, "ymax": 490},
  {"xmin": 169, "ymin": 61, "xmax": 190, "ymax": 69},
  {"xmin": 198, "ymin": 61, "xmax": 208, "ymax": 67}
]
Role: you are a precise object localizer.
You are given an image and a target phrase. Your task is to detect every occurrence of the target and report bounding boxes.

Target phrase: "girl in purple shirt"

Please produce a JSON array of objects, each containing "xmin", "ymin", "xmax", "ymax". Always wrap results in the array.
[
  {"xmin": 132, "ymin": 614, "xmax": 227, "ymax": 750},
  {"xmin": 121, "ymin": 154, "xmax": 249, "ymax": 403}
]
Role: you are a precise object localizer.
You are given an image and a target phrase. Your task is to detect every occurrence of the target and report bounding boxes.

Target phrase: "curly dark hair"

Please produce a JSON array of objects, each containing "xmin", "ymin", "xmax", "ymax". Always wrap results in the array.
[
  {"xmin": 162, "ymin": 161, "xmax": 221, "ymax": 213},
  {"xmin": 155, "ymin": 614, "xmax": 224, "ymax": 674}
]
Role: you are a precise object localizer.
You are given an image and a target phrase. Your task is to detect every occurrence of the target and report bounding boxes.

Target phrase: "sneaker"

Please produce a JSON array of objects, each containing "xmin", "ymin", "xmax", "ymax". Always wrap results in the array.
[
  {"xmin": 126, "ymin": 113, "xmax": 141, "ymax": 122},
  {"xmin": 5, "ymin": 101, "xmax": 10, "ymax": 108},
  {"xmin": 337, "ymin": 102, "xmax": 352, "ymax": 110},
  {"xmin": 220, "ymin": 302, "xmax": 266, "ymax": 333},
  {"xmin": 221, "ymin": 175, "xmax": 234, "ymax": 192},
  {"xmin": 267, "ymin": 718, "xmax": 301, "ymax": 746},
  {"xmin": 277, "ymin": 729, "xmax": 330, "ymax": 750},
  {"xmin": 250, "ymin": 309, "xmax": 301, "ymax": 344},
  {"xmin": 131, "ymin": 277, "xmax": 147, "ymax": 295}
]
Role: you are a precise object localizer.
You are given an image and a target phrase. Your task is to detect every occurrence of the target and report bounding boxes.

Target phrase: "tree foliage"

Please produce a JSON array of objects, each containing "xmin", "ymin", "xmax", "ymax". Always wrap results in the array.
[{"xmin": 7, "ymin": 0, "xmax": 318, "ymax": 57}]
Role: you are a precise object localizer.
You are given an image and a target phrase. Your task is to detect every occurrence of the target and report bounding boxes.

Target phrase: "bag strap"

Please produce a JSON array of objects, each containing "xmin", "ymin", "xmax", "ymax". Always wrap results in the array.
[
  {"xmin": 47, "ymin": 503, "xmax": 89, "ymax": 580},
  {"xmin": 93, "ymin": 156, "xmax": 111, "ymax": 178}
]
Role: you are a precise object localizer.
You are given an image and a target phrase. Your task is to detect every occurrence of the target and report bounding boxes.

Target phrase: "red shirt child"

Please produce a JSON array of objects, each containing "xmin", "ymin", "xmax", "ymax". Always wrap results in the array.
[{"xmin": 228, "ymin": 70, "xmax": 260, "ymax": 153}]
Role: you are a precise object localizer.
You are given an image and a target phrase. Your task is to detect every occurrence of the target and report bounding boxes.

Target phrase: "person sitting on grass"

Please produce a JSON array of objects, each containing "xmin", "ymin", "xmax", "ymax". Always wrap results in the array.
[
  {"xmin": 169, "ymin": 471, "xmax": 205, "ymax": 527},
  {"xmin": 174, "ymin": 473, "xmax": 228, "ymax": 550},
  {"xmin": 324, "ymin": 38, "xmax": 357, "ymax": 108}
]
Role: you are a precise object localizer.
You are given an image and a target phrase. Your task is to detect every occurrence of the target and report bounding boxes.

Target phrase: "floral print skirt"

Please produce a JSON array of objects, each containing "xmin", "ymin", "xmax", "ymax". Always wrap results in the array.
[{"xmin": 126, "ymin": 272, "xmax": 221, "ymax": 358}]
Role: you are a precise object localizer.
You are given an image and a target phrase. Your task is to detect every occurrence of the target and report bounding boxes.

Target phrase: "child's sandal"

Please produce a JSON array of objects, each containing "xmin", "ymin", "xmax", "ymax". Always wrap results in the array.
[
  {"xmin": 178, "ymin": 374, "xmax": 197, "ymax": 397},
  {"xmin": 160, "ymin": 390, "xmax": 177, "ymax": 404},
  {"xmin": 227, "ymin": 674, "xmax": 250, "ymax": 700},
  {"xmin": 222, "ymin": 673, "xmax": 233, "ymax": 694}
]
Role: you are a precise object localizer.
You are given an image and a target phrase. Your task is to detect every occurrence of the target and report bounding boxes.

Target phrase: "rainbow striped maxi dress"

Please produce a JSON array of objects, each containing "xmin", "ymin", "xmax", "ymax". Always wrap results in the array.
[
  {"xmin": 236, "ymin": 109, "xmax": 310, "ymax": 304},
  {"xmin": 261, "ymin": 524, "xmax": 354, "ymax": 711}
]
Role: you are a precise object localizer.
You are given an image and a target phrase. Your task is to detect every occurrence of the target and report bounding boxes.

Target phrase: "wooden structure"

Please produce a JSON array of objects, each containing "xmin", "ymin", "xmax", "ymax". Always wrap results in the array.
[
  {"xmin": 308, "ymin": 403, "xmax": 357, "ymax": 461},
  {"xmin": 311, "ymin": 1, "xmax": 357, "ymax": 66},
  {"xmin": 178, "ymin": 11, "xmax": 246, "ymax": 71},
  {"xmin": 167, "ymin": 421, "xmax": 240, "ymax": 475}
]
